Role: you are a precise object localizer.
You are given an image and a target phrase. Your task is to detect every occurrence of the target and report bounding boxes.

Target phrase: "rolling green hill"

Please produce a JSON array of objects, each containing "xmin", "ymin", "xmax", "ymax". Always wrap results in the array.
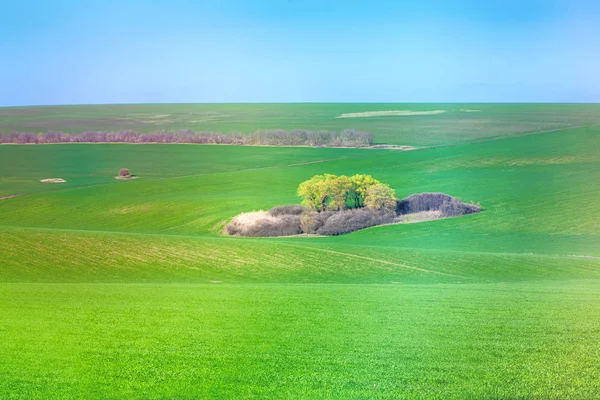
[
  {"xmin": 1, "ymin": 105, "xmax": 599, "ymax": 398},
  {"xmin": 3, "ymin": 103, "xmax": 600, "ymax": 146}
]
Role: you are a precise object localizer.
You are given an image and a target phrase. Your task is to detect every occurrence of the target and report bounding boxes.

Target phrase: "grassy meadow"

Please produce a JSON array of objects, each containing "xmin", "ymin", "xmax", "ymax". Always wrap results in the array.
[{"xmin": 1, "ymin": 104, "xmax": 600, "ymax": 398}]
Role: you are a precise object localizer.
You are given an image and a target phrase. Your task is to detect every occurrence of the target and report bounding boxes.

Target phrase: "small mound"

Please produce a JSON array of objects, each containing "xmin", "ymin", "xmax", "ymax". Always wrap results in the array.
[
  {"xmin": 115, "ymin": 175, "xmax": 138, "ymax": 180},
  {"xmin": 40, "ymin": 178, "xmax": 66, "ymax": 183}
]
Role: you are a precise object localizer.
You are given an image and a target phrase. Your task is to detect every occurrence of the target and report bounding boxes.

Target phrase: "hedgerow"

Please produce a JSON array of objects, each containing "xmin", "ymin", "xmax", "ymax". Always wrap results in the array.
[
  {"xmin": 396, "ymin": 193, "xmax": 481, "ymax": 216},
  {"xmin": 0, "ymin": 129, "xmax": 373, "ymax": 147}
]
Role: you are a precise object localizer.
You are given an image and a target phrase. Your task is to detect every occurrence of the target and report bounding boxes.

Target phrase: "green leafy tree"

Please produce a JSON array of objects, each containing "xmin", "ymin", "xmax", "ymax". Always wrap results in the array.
[
  {"xmin": 297, "ymin": 174, "xmax": 342, "ymax": 211},
  {"xmin": 347, "ymin": 174, "xmax": 381, "ymax": 208},
  {"xmin": 298, "ymin": 174, "xmax": 396, "ymax": 212},
  {"xmin": 297, "ymin": 174, "xmax": 327, "ymax": 211},
  {"xmin": 364, "ymin": 183, "xmax": 397, "ymax": 212}
]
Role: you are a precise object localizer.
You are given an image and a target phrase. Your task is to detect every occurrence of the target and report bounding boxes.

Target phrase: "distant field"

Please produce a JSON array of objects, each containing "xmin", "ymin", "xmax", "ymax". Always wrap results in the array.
[
  {"xmin": 1, "ymin": 105, "xmax": 600, "ymax": 398},
  {"xmin": 2, "ymin": 103, "xmax": 600, "ymax": 145}
]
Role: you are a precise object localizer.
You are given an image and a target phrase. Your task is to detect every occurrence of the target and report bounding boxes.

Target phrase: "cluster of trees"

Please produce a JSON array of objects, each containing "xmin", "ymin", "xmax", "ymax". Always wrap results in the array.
[
  {"xmin": 0, "ymin": 129, "xmax": 373, "ymax": 147},
  {"xmin": 225, "ymin": 190, "xmax": 481, "ymax": 237},
  {"xmin": 297, "ymin": 174, "xmax": 397, "ymax": 212},
  {"xmin": 224, "ymin": 205, "xmax": 395, "ymax": 237}
]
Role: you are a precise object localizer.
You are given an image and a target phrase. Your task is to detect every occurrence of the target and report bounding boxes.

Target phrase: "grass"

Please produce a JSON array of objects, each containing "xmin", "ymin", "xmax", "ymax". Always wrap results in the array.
[
  {"xmin": 2, "ymin": 282, "xmax": 599, "ymax": 399},
  {"xmin": 1, "ymin": 104, "xmax": 599, "ymax": 398}
]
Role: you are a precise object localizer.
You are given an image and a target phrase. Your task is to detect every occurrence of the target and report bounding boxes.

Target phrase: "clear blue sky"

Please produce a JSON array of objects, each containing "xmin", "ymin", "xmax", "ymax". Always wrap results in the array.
[{"xmin": 1, "ymin": 0, "xmax": 599, "ymax": 106}]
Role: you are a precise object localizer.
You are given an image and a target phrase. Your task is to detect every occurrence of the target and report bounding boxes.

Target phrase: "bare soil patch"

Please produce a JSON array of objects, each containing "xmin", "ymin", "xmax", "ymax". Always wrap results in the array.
[
  {"xmin": 370, "ymin": 145, "xmax": 417, "ymax": 151},
  {"xmin": 0, "ymin": 194, "xmax": 25, "ymax": 201},
  {"xmin": 336, "ymin": 110, "xmax": 446, "ymax": 118},
  {"xmin": 40, "ymin": 178, "xmax": 66, "ymax": 183}
]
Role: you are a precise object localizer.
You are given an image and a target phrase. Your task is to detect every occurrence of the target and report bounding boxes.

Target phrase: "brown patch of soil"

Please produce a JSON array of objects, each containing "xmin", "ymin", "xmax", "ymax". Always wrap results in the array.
[
  {"xmin": 0, "ymin": 194, "xmax": 25, "ymax": 201},
  {"xmin": 370, "ymin": 145, "xmax": 417, "ymax": 150},
  {"xmin": 40, "ymin": 178, "xmax": 66, "ymax": 183}
]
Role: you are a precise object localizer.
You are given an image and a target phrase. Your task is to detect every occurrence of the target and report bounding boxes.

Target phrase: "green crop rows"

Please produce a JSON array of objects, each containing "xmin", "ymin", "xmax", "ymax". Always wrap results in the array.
[{"xmin": 1, "ymin": 104, "xmax": 599, "ymax": 398}]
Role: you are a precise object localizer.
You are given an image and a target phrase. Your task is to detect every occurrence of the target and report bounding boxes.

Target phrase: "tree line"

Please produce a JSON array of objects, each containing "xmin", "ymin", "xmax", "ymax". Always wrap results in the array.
[{"xmin": 0, "ymin": 129, "xmax": 373, "ymax": 147}]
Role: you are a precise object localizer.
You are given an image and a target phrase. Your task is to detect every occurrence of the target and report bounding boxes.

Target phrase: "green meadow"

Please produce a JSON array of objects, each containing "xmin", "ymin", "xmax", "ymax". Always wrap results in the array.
[{"xmin": 1, "ymin": 104, "xmax": 599, "ymax": 398}]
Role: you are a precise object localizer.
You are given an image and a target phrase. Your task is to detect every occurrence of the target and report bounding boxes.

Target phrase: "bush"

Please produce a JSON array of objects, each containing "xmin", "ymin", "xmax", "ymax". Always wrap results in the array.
[
  {"xmin": 440, "ymin": 199, "xmax": 481, "ymax": 216},
  {"xmin": 396, "ymin": 193, "xmax": 480, "ymax": 217},
  {"xmin": 246, "ymin": 215, "xmax": 302, "ymax": 237},
  {"xmin": 364, "ymin": 184, "xmax": 396, "ymax": 212},
  {"xmin": 299, "ymin": 211, "xmax": 335, "ymax": 234},
  {"xmin": 267, "ymin": 205, "xmax": 308, "ymax": 217},
  {"xmin": 316, "ymin": 208, "xmax": 394, "ymax": 236},
  {"xmin": 118, "ymin": 168, "xmax": 130, "ymax": 177},
  {"xmin": 224, "ymin": 211, "xmax": 302, "ymax": 237},
  {"xmin": 225, "ymin": 192, "xmax": 480, "ymax": 237}
]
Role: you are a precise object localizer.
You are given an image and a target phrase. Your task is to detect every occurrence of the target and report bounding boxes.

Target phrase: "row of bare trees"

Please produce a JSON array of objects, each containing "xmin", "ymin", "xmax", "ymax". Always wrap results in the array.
[{"xmin": 0, "ymin": 129, "xmax": 373, "ymax": 147}]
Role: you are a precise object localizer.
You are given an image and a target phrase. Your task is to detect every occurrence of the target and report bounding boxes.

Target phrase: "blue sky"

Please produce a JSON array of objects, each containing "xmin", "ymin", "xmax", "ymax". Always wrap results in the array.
[{"xmin": 1, "ymin": 0, "xmax": 599, "ymax": 105}]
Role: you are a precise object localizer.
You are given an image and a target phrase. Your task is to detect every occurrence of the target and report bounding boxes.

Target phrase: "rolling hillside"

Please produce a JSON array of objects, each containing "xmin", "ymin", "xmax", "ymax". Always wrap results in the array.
[{"xmin": 1, "ymin": 105, "xmax": 599, "ymax": 398}]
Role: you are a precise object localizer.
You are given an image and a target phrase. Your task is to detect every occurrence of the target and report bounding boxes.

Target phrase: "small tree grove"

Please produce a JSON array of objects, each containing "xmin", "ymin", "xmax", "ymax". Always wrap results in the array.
[{"xmin": 297, "ymin": 174, "xmax": 396, "ymax": 213}]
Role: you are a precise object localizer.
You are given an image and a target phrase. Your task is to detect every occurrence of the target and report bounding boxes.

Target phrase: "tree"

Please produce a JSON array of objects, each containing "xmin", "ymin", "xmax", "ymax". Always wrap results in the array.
[
  {"xmin": 298, "ymin": 174, "xmax": 326, "ymax": 211},
  {"xmin": 298, "ymin": 174, "xmax": 396, "ymax": 212},
  {"xmin": 346, "ymin": 174, "xmax": 381, "ymax": 208},
  {"xmin": 364, "ymin": 183, "xmax": 396, "ymax": 212},
  {"xmin": 118, "ymin": 168, "xmax": 130, "ymax": 177}
]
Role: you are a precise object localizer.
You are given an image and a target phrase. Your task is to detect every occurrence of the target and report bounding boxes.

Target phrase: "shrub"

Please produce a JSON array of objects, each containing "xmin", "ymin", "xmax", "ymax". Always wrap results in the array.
[
  {"xmin": 440, "ymin": 199, "xmax": 481, "ymax": 216},
  {"xmin": 225, "ymin": 211, "xmax": 302, "ymax": 237},
  {"xmin": 364, "ymin": 183, "xmax": 396, "ymax": 212},
  {"xmin": 118, "ymin": 168, "xmax": 130, "ymax": 177},
  {"xmin": 316, "ymin": 208, "xmax": 394, "ymax": 236},
  {"xmin": 396, "ymin": 193, "xmax": 481, "ymax": 217},
  {"xmin": 226, "ymin": 191, "xmax": 480, "ymax": 237},
  {"xmin": 299, "ymin": 211, "xmax": 335, "ymax": 234},
  {"xmin": 267, "ymin": 205, "xmax": 308, "ymax": 217},
  {"xmin": 247, "ymin": 215, "xmax": 302, "ymax": 237}
]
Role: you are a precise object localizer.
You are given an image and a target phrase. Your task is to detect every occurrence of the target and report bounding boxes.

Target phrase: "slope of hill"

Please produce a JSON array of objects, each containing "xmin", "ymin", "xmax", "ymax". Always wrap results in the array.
[{"xmin": 1, "ymin": 106, "xmax": 599, "ymax": 398}]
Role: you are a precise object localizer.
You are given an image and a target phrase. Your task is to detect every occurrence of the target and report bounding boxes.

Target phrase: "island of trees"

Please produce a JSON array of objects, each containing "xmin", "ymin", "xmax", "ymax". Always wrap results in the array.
[{"xmin": 225, "ymin": 174, "xmax": 481, "ymax": 237}]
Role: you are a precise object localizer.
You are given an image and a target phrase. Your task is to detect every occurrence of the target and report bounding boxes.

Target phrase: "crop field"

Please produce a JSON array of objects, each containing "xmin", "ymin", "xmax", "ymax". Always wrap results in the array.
[
  {"xmin": 3, "ymin": 103, "xmax": 600, "ymax": 146},
  {"xmin": 1, "ymin": 104, "xmax": 600, "ymax": 398}
]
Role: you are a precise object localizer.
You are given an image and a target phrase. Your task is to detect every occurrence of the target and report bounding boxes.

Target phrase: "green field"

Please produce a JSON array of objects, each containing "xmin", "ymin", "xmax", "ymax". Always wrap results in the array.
[
  {"xmin": 1, "ymin": 104, "xmax": 600, "ymax": 398},
  {"xmin": 3, "ymin": 103, "xmax": 600, "ymax": 146}
]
